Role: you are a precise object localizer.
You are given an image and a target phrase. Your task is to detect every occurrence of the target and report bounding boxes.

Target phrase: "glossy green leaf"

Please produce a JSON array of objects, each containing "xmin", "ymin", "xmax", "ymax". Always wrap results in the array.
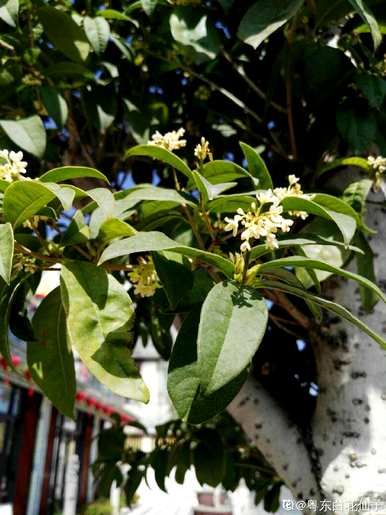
[
  {"xmin": 28, "ymin": 288, "xmax": 76, "ymax": 418},
  {"xmin": 84, "ymin": 16, "xmax": 110, "ymax": 55},
  {"xmin": 38, "ymin": 6, "xmax": 90, "ymax": 62},
  {"xmin": 342, "ymin": 179, "xmax": 372, "ymax": 216},
  {"xmin": 240, "ymin": 142, "xmax": 273, "ymax": 188},
  {"xmin": 348, "ymin": 0, "xmax": 381, "ymax": 49},
  {"xmin": 256, "ymin": 279, "xmax": 386, "ymax": 349},
  {"xmin": 192, "ymin": 171, "xmax": 236, "ymax": 203},
  {"xmin": 258, "ymin": 255, "xmax": 386, "ymax": 303},
  {"xmin": 356, "ymin": 73, "xmax": 386, "ymax": 109},
  {"xmin": 98, "ymin": 218, "xmax": 136, "ymax": 243},
  {"xmin": 117, "ymin": 185, "xmax": 196, "ymax": 212},
  {"xmin": 126, "ymin": 145, "xmax": 192, "ymax": 179},
  {"xmin": 201, "ymin": 160, "xmax": 251, "ymax": 184},
  {"xmin": 0, "ymin": 223, "xmax": 13, "ymax": 284},
  {"xmin": 98, "ymin": 231, "xmax": 234, "ymax": 277},
  {"xmin": 98, "ymin": 9, "xmax": 133, "ymax": 21},
  {"xmin": 281, "ymin": 196, "xmax": 357, "ymax": 245},
  {"xmin": 0, "ymin": 116, "xmax": 46, "ymax": 158},
  {"xmin": 208, "ymin": 194, "xmax": 255, "ymax": 214},
  {"xmin": 61, "ymin": 261, "xmax": 149, "ymax": 402},
  {"xmin": 354, "ymin": 232, "xmax": 378, "ymax": 312},
  {"xmin": 238, "ymin": 0, "xmax": 304, "ymax": 49},
  {"xmin": 197, "ymin": 281, "xmax": 268, "ymax": 395},
  {"xmin": 317, "ymin": 157, "xmax": 371, "ymax": 177},
  {"xmin": 168, "ymin": 309, "xmax": 248, "ymax": 424},
  {"xmin": 170, "ymin": 7, "xmax": 220, "ymax": 60},
  {"xmin": 336, "ymin": 108, "xmax": 377, "ymax": 153},
  {"xmin": 193, "ymin": 429, "xmax": 225, "ymax": 486},
  {"xmin": 39, "ymin": 166, "xmax": 108, "ymax": 184},
  {"xmin": 152, "ymin": 252, "xmax": 193, "ymax": 309},
  {"xmin": 4, "ymin": 181, "xmax": 74, "ymax": 227},
  {"xmin": 0, "ymin": 0, "xmax": 19, "ymax": 27},
  {"xmin": 142, "ymin": 0, "xmax": 158, "ymax": 15},
  {"xmin": 40, "ymin": 86, "xmax": 68, "ymax": 128}
]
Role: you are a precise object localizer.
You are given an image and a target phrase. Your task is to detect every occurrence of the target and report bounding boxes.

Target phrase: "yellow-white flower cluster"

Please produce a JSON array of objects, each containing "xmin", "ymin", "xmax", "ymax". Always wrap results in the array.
[
  {"xmin": 368, "ymin": 155, "xmax": 386, "ymax": 173},
  {"xmin": 128, "ymin": 256, "xmax": 160, "ymax": 297},
  {"xmin": 149, "ymin": 128, "xmax": 187, "ymax": 151},
  {"xmin": 0, "ymin": 150, "xmax": 28, "ymax": 181},
  {"xmin": 224, "ymin": 175, "xmax": 310, "ymax": 252},
  {"xmin": 194, "ymin": 137, "xmax": 212, "ymax": 163}
]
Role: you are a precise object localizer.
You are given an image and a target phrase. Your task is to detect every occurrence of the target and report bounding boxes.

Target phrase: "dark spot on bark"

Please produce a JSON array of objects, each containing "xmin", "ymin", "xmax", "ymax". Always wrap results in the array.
[
  {"xmin": 238, "ymin": 396, "xmax": 250, "ymax": 407},
  {"xmin": 297, "ymin": 492, "xmax": 303, "ymax": 499},
  {"xmin": 352, "ymin": 398, "xmax": 363, "ymax": 406},
  {"xmin": 253, "ymin": 398, "xmax": 259, "ymax": 405},
  {"xmin": 351, "ymin": 371, "xmax": 367, "ymax": 379},
  {"xmin": 334, "ymin": 358, "xmax": 352, "ymax": 370},
  {"xmin": 309, "ymin": 489, "xmax": 315, "ymax": 496},
  {"xmin": 354, "ymin": 343, "xmax": 360, "ymax": 349},
  {"xmin": 342, "ymin": 431, "xmax": 360, "ymax": 438},
  {"xmin": 364, "ymin": 418, "xmax": 370, "ymax": 424},
  {"xmin": 365, "ymin": 404, "xmax": 371, "ymax": 411},
  {"xmin": 292, "ymin": 481, "xmax": 298, "ymax": 488},
  {"xmin": 255, "ymin": 423, "xmax": 262, "ymax": 429},
  {"xmin": 283, "ymin": 464, "xmax": 288, "ymax": 471},
  {"xmin": 266, "ymin": 438, "xmax": 271, "ymax": 443}
]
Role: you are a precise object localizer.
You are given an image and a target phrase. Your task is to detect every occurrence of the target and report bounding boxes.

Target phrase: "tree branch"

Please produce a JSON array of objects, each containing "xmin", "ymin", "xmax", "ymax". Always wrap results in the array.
[{"xmin": 228, "ymin": 375, "xmax": 320, "ymax": 501}]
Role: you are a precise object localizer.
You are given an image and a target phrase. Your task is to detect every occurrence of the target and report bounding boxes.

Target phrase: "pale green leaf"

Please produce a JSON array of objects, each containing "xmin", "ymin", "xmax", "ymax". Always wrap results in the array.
[
  {"xmin": 40, "ymin": 86, "xmax": 68, "ymax": 128},
  {"xmin": 240, "ymin": 141, "xmax": 273, "ymax": 188},
  {"xmin": 98, "ymin": 231, "xmax": 234, "ymax": 277},
  {"xmin": 348, "ymin": 0, "xmax": 381, "ymax": 49},
  {"xmin": 0, "ymin": 0, "xmax": 18, "ymax": 27},
  {"xmin": 61, "ymin": 261, "xmax": 149, "ymax": 402},
  {"xmin": 126, "ymin": 144, "xmax": 192, "ymax": 179},
  {"xmin": 84, "ymin": 16, "xmax": 110, "ymax": 55},
  {"xmin": 39, "ymin": 166, "xmax": 108, "ymax": 184},
  {"xmin": 0, "ymin": 223, "xmax": 13, "ymax": 284},
  {"xmin": 238, "ymin": 0, "xmax": 304, "ymax": 49},
  {"xmin": 0, "ymin": 116, "xmax": 46, "ymax": 158}
]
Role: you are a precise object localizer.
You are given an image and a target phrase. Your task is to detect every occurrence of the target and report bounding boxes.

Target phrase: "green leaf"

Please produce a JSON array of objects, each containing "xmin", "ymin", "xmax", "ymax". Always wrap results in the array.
[
  {"xmin": 84, "ymin": 16, "xmax": 110, "ymax": 55},
  {"xmin": 0, "ymin": 223, "xmax": 13, "ymax": 284},
  {"xmin": 281, "ymin": 196, "xmax": 357, "ymax": 245},
  {"xmin": 342, "ymin": 179, "xmax": 372, "ymax": 216},
  {"xmin": 27, "ymin": 288, "xmax": 76, "ymax": 419},
  {"xmin": 116, "ymin": 185, "xmax": 196, "ymax": 212},
  {"xmin": 200, "ymin": 160, "xmax": 251, "ymax": 184},
  {"xmin": 317, "ymin": 157, "xmax": 371, "ymax": 177},
  {"xmin": 256, "ymin": 279, "xmax": 386, "ymax": 349},
  {"xmin": 40, "ymin": 86, "xmax": 68, "ymax": 128},
  {"xmin": 61, "ymin": 261, "xmax": 149, "ymax": 402},
  {"xmin": 348, "ymin": 0, "xmax": 381, "ymax": 49},
  {"xmin": 208, "ymin": 194, "xmax": 255, "ymax": 214},
  {"xmin": 258, "ymin": 255, "xmax": 386, "ymax": 303},
  {"xmin": 169, "ymin": 7, "xmax": 220, "ymax": 60},
  {"xmin": 98, "ymin": 231, "xmax": 234, "ymax": 277},
  {"xmin": 4, "ymin": 181, "xmax": 74, "ymax": 227},
  {"xmin": 354, "ymin": 232, "xmax": 378, "ymax": 312},
  {"xmin": 0, "ymin": 0, "xmax": 18, "ymax": 27},
  {"xmin": 237, "ymin": 0, "xmax": 304, "ymax": 49},
  {"xmin": 152, "ymin": 252, "xmax": 193, "ymax": 309},
  {"xmin": 193, "ymin": 429, "xmax": 225, "ymax": 486},
  {"xmin": 141, "ymin": 0, "xmax": 158, "ymax": 15},
  {"xmin": 39, "ymin": 166, "xmax": 108, "ymax": 184},
  {"xmin": 356, "ymin": 73, "xmax": 386, "ymax": 109},
  {"xmin": 45, "ymin": 61, "xmax": 93, "ymax": 78},
  {"xmin": 167, "ymin": 309, "xmax": 248, "ymax": 424},
  {"xmin": 239, "ymin": 142, "xmax": 273, "ymax": 188},
  {"xmin": 98, "ymin": 218, "xmax": 136, "ymax": 243},
  {"xmin": 126, "ymin": 144, "xmax": 192, "ymax": 179},
  {"xmin": 192, "ymin": 171, "xmax": 236, "ymax": 203},
  {"xmin": 0, "ymin": 116, "xmax": 46, "ymax": 158},
  {"xmin": 197, "ymin": 281, "xmax": 268, "ymax": 395},
  {"xmin": 336, "ymin": 108, "xmax": 377, "ymax": 153},
  {"xmin": 98, "ymin": 9, "xmax": 133, "ymax": 21},
  {"xmin": 38, "ymin": 7, "xmax": 90, "ymax": 62}
]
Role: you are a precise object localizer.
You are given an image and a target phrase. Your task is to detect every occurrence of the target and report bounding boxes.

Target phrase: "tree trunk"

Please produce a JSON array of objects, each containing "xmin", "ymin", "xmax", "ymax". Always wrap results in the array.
[{"xmin": 229, "ymin": 196, "xmax": 386, "ymax": 514}]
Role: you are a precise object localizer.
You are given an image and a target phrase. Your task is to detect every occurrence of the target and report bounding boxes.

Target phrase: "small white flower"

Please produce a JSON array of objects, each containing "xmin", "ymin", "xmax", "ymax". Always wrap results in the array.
[
  {"xmin": 194, "ymin": 137, "xmax": 212, "ymax": 162},
  {"xmin": 148, "ymin": 128, "xmax": 187, "ymax": 151},
  {"xmin": 256, "ymin": 189, "xmax": 278, "ymax": 205},
  {"xmin": 0, "ymin": 149, "xmax": 28, "ymax": 182}
]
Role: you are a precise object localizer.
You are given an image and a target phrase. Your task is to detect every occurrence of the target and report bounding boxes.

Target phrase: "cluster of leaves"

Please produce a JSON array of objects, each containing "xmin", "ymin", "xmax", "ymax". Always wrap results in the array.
[
  {"xmin": 0, "ymin": 139, "xmax": 385, "ymax": 425},
  {"xmin": 94, "ymin": 413, "xmax": 283, "ymax": 512},
  {"xmin": 0, "ymin": 0, "xmax": 385, "ymax": 181}
]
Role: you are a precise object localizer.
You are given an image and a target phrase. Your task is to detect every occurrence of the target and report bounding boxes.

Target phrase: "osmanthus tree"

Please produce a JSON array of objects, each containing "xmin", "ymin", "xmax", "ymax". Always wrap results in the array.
[
  {"xmin": 0, "ymin": 129, "xmax": 386, "ymax": 511},
  {"xmin": 1, "ymin": 0, "xmax": 386, "ymax": 513}
]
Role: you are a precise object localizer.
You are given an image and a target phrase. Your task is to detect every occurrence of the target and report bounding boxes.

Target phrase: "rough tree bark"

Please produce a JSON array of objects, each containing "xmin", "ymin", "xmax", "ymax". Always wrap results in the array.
[{"xmin": 229, "ymin": 194, "xmax": 386, "ymax": 515}]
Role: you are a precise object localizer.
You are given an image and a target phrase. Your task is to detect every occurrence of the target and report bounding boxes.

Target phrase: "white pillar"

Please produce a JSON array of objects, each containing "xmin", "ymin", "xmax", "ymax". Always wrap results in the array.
[
  {"xmin": 26, "ymin": 398, "xmax": 52, "ymax": 515},
  {"xmin": 87, "ymin": 416, "xmax": 100, "ymax": 503},
  {"xmin": 63, "ymin": 453, "xmax": 79, "ymax": 515}
]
